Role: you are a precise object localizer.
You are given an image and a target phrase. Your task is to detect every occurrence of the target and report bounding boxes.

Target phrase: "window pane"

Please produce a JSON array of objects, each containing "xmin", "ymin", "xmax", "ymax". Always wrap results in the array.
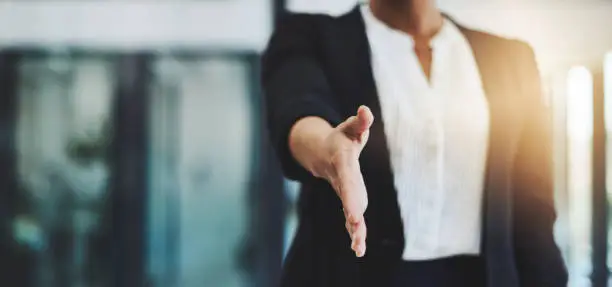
[
  {"xmin": 148, "ymin": 56, "xmax": 254, "ymax": 287},
  {"xmin": 566, "ymin": 66, "xmax": 594, "ymax": 286},
  {"xmin": 14, "ymin": 56, "xmax": 114, "ymax": 287}
]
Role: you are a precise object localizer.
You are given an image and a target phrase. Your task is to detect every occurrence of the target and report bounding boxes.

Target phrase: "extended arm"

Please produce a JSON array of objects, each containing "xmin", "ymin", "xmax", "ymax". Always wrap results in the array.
[{"xmin": 262, "ymin": 14, "xmax": 373, "ymax": 257}]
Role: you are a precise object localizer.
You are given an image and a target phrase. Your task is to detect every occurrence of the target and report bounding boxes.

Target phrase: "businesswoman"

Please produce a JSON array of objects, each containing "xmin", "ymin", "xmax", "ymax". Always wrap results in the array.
[{"xmin": 261, "ymin": 0, "xmax": 568, "ymax": 286}]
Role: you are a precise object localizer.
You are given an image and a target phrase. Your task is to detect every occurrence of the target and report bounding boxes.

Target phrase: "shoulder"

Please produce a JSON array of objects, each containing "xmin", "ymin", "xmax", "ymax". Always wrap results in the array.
[
  {"xmin": 458, "ymin": 25, "xmax": 535, "ymax": 59},
  {"xmin": 263, "ymin": 12, "xmax": 335, "ymax": 56},
  {"xmin": 263, "ymin": 11, "xmax": 349, "ymax": 67},
  {"xmin": 453, "ymin": 23, "xmax": 543, "ymax": 100},
  {"xmin": 261, "ymin": 12, "xmax": 339, "ymax": 83},
  {"xmin": 272, "ymin": 12, "xmax": 336, "ymax": 40},
  {"xmin": 277, "ymin": 12, "xmax": 336, "ymax": 25}
]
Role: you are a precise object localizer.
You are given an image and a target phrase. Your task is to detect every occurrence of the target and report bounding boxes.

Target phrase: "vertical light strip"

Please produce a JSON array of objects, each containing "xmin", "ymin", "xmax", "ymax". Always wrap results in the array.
[
  {"xmin": 605, "ymin": 52, "xmax": 612, "ymax": 132},
  {"xmin": 566, "ymin": 66, "xmax": 594, "ymax": 286},
  {"xmin": 604, "ymin": 51, "xmax": 612, "ymax": 271},
  {"xmin": 567, "ymin": 67, "xmax": 593, "ymax": 140},
  {"xmin": 549, "ymin": 70, "xmax": 570, "ymax": 265}
]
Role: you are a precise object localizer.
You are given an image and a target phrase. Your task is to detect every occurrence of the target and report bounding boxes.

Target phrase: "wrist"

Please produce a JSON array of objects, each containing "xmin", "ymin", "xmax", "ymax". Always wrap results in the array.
[{"xmin": 288, "ymin": 117, "xmax": 335, "ymax": 178}]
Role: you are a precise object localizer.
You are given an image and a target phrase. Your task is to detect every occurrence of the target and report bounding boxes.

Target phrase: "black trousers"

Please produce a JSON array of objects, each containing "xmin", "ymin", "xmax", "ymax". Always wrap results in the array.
[{"xmin": 391, "ymin": 255, "xmax": 486, "ymax": 287}]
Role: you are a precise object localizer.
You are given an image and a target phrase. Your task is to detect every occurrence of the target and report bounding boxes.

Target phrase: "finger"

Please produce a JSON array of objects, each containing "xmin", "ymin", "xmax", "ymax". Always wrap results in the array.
[
  {"xmin": 339, "ymin": 106, "xmax": 374, "ymax": 139},
  {"xmin": 345, "ymin": 219, "xmax": 352, "ymax": 234},
  {"xmin": 356, "ymin": 105, "xmax": 374, "ymax": 130},
  {"xmin": 338, "ymin": 169, "xmax": 368, "ymax": 224},
  {"xmin": 359, "ymin": 129, "xmax": 370, "ymax": 146},
  {"xmin": 333, "ymin": 152, "xmax": 369, "ymax": 257},
  {"xmin": 335, "ymin": 116, "xmax": 356, "ymax": 132},
  {"xmin": 338, "ymin": 173, "xmax": 367, "ymax": 257},
  {"xmin": 350, "ymin": 219, "xmax": 367, "ymax": 257}
]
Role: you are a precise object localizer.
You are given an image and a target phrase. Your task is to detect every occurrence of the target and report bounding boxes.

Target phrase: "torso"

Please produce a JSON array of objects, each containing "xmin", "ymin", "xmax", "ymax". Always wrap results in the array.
[
  {"xmin": 361, "ymin": 5, "xmax": 490, "ymax": 261},
  {"xmin": 277, "ymin": 6, "xmax": 532, "ymax": 287}
]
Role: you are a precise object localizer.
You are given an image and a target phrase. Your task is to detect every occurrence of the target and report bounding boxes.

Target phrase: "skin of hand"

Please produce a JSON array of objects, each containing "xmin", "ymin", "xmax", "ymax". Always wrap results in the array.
[{"xmin": 289, "ymin": 106, "xmax": 374, "ymax": 257}]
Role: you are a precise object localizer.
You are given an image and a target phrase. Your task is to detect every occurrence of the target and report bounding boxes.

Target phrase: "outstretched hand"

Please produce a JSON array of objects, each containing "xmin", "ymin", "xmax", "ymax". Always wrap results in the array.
[{"xmin": 320, "ymin": 106, "xmax": 374, "ymax": 257}]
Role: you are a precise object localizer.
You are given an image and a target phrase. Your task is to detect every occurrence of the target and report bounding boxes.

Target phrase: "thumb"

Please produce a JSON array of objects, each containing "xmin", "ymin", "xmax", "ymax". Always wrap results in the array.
[{"xmin": 339, "ymin": 106, "xmax": 374, "ymax": 139}]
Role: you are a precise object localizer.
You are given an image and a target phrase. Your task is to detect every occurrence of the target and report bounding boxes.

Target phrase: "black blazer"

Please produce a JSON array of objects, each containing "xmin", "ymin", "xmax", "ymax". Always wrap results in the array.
[{"xmin": 262, "ymin": 6, "xmax": 568, "ymax": 287}]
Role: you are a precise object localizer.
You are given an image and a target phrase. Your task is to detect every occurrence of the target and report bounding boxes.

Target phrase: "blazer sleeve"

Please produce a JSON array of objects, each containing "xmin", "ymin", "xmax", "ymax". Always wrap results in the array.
[
  {"xmin": 512, "ymin": 42, "xmax": 569, "ymax": 287},
  {"xmin": 261, "ymin": 14, "xmax": 344, "ymax": 181}
]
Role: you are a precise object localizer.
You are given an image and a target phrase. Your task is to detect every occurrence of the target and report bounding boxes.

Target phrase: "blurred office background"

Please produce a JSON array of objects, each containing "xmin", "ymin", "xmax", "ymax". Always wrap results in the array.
[{"xmin": 0, "ymin": 0, "xmax": 611, "ymax": 287}]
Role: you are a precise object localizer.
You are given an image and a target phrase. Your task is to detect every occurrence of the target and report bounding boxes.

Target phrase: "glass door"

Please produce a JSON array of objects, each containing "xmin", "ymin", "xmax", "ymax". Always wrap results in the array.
[
  {"xmin": 148, "ymin": 55, "xmax": 257, "ymax": 287},
  {"xmin": 14, "ymin": 55, "xmax": 115, "ymax": 287}
]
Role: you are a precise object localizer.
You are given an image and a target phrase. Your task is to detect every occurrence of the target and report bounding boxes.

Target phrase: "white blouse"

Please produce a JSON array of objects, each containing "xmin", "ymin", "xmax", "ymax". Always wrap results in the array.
[{"xmin": 361, "ymin": 5, "xmax": 490, "ymax": 260}]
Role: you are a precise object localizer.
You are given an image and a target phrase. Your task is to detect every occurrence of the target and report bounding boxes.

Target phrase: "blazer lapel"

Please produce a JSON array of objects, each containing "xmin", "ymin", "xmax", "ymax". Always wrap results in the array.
[{"xmin": 337, "ymin": 6, "xmax": 379, "ymax": 116}]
